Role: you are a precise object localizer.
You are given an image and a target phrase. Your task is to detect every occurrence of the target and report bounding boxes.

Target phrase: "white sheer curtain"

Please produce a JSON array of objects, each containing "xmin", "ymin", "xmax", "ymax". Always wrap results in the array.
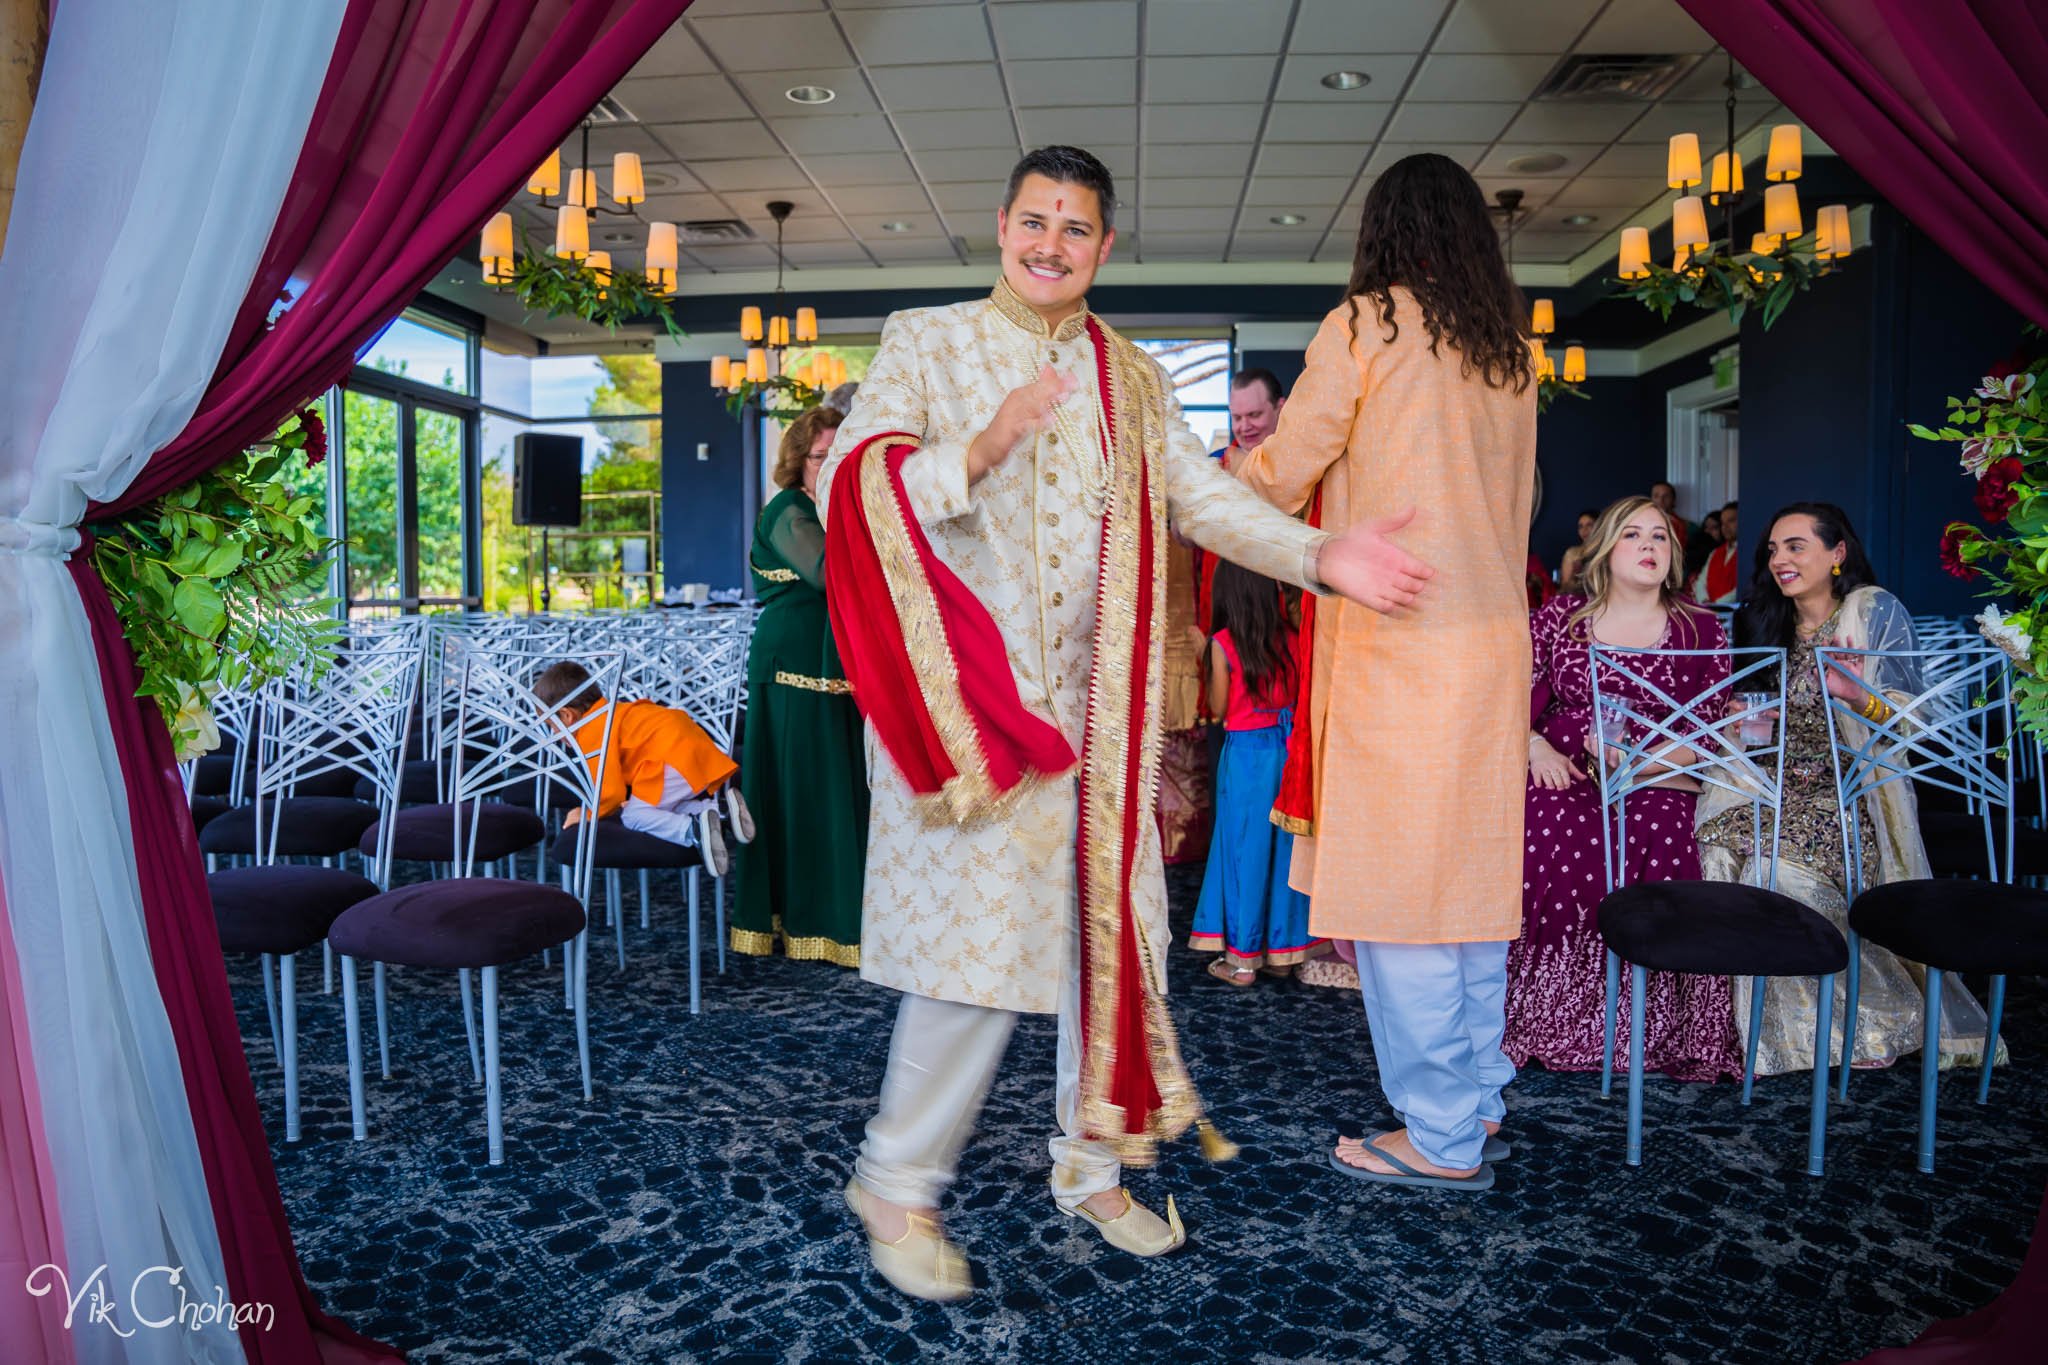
[{"xmin": 0, "ymin": 2, "xmax": 344, "ymax": 1361}]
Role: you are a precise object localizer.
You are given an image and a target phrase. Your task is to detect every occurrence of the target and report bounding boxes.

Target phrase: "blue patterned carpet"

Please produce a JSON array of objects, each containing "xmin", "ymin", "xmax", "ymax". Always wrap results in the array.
[{"xmin": 240, "ymin": 865, "xmax": 2046, "ymax": 1364}]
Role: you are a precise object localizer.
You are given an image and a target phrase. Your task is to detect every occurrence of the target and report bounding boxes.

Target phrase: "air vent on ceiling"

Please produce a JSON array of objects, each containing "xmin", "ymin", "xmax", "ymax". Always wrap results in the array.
[
  {"xmin": 1534, "ymin": 53, "xmax": 1691, "ymax": 102},
  {"xmin": 680, "ymin": 219, "xmax": 756, "ymax": 245},
  {"xmin": 588, "ymin": 94, "xmax": 636, "ymax": 124}
]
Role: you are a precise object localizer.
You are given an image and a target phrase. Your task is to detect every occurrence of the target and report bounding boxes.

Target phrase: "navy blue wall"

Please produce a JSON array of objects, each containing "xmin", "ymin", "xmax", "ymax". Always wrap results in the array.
[
  {"xmin": 1741, "ymin": 205, "xmax": 2025, "ymax": 617},
  {"xmin": 660, "ymin": 362, "xmax": 757, "ymax": 591}
]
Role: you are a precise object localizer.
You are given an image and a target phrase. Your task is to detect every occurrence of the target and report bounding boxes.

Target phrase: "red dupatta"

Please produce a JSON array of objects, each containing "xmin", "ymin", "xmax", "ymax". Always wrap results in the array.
[
  {"xmin": 825, "ymin": 314, "xmax": 1230, "ymax": 1163},
  {"xmin": 1271, "ymin": 488, "xmax": 1322, "ymax": 835}
]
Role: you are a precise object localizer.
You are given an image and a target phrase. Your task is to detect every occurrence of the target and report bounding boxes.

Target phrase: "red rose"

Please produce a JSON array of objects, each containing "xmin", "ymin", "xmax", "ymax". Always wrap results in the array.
[
  {"xmin": 299, "ymin": 407, "xmax": 327, "ymax": 468},
  {"xmin": 1974, "ymin": 457, "xmax": 2025, "ymax": 523},
  {"xmin": 1940, "ymin": 522, "xmax": 1982, "ymax": 581}
]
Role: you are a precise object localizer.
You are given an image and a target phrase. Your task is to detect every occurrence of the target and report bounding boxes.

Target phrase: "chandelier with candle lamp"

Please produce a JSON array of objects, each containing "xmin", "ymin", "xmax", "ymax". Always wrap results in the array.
[
  {"xmin": 1609, "ymin": 58, "xmax": 1853, "ymax": 329},
  {"xmin": 475, "ymin": 119, "xmax": 684, "ymax": 336},
  {"xmin": 706, "ymin": 201, "xmax": 844, "ymax": 419},
  {"xmin": 1496, "ymin": 189, "xmax": 1589, "ymax": 413}
]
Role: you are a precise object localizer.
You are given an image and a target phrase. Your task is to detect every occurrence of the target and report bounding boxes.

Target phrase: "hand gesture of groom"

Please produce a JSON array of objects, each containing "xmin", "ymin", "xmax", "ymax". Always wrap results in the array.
[{"xmin": 1315, "ymin": 506, "xmax": 1436, "ymax": 615}]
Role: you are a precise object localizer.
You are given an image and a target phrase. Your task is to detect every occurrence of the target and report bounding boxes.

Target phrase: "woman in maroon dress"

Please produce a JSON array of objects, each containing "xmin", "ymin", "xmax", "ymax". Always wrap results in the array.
[{"xmin": 1507, "ymin": 496, "xmax": 1744, "ymax": 1082}]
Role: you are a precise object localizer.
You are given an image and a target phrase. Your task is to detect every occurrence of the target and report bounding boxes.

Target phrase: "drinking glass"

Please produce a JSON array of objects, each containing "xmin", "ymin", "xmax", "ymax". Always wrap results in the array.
[{"xmin": 1736, "ymin": 691, "xmax": 1775, "ymax": 748}]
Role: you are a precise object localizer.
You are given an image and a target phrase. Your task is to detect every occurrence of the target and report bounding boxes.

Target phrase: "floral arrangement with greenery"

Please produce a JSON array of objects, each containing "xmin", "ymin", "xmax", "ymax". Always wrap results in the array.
[
  {"xmin": 1537, "ymin": 373, "xmax": 1589, "ymax": 414},
  {"xmin": 86, "ymin": 410, "xmax": 341, "ymax": 759},
  {"xmin": 502, "ymin": 234, "xmax": 686, "ymax": 341},
  {"xmin": 1922, "ymin": 327, "xmax": 2048, "ymax": 734},
  {"xmin": 1613, "ymin": 233, "xmax": 1825, "ymax": 330},
  {"xmin": 726, "ymin": 373, "xmax": 829, "ymax": 421}
]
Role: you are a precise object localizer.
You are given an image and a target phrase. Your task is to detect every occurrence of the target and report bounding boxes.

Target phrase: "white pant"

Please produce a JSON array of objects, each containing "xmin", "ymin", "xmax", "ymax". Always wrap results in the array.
[
  {"xmin": 1353, "ymin": 939, "xmax": 1515, "ymax": 1169},
  {"xmin": 618, "ymin": 764, "xmax": 714, "ymax": 845},
  {"xmin": 854, "ymin": 967, "xmax": 1119, "ymax": 1210}
]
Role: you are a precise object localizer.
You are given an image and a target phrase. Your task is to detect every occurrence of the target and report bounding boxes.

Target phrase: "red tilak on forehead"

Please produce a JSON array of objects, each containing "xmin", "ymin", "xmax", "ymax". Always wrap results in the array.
[{"xmin": 1056, "ymin": 197, "xmax": 1063, "ymax": 212}]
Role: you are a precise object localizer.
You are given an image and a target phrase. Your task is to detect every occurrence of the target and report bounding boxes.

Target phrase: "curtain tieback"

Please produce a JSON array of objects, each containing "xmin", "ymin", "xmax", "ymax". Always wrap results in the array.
[{"xmin": 0, "ymin": 517, "xmax": 81, "ymax": 560}]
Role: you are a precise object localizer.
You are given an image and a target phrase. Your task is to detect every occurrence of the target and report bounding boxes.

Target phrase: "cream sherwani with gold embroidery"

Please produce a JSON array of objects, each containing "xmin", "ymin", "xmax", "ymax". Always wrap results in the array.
[{"xmin": 819, "ymin": 281, "xmax": 1327, "ymax": 1016}]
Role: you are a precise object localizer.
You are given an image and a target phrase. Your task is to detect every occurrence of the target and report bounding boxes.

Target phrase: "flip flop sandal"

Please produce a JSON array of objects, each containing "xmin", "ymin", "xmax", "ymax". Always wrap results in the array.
[
  {"xmin": 1206, "ymin": 957, "xmax": 1257, "ymax": 987},
  {"xmin": 1326, "ymin": 1138, "xmax": 1495, "ymax": 1192},
  {"xmin": 1483, "ymin": 1135, "xmax": 1512, "ymax": 1162}
]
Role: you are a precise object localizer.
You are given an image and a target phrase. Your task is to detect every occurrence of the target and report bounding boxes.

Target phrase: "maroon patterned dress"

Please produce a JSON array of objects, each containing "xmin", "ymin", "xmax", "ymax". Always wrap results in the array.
[{"xmin": 1504, "ymin": 596, "xmax": 1744, "ymax": 1083}]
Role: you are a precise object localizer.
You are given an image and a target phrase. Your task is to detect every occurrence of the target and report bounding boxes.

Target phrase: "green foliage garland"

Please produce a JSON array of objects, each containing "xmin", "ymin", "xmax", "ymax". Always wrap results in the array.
[
  {"xmin": 1612, "ymin": 233, "xmax": 1824, "ymax": 330},
  {"xmin": 87, "ymin": 411, "xmax": 341, "ymax": 759},
  {"xmin": 726, "ymin": 373, "xmax": 828, "ymax": 422},
  {"xmin": 1916, "ymin": 327, "xmax": 2048, "ymax": 737},
  {"xmin": 503, "ymin": 233, "xmax": 686, "ymax": 341},
  {"xmin": 1537, "ymin": 374, "xmax": 1589, "ymax": 414}
]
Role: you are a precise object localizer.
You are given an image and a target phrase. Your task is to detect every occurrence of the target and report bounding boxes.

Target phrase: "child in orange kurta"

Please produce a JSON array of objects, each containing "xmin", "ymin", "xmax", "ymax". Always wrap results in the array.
[{"xmin": 534, "ymin": 660, "xmax": 748, "ymax": 875}]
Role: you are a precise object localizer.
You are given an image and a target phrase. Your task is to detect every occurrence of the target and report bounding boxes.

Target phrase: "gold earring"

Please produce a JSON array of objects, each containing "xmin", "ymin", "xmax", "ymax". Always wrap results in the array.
[{"xmin": 1831, "ymin": 564, "xmax": 1841, "ymax": 577}]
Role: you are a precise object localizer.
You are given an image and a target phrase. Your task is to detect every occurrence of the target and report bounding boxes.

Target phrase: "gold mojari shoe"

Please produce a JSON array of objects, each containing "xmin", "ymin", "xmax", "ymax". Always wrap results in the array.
[
  {"xmin": 1062, "ymin": 1189, "xmax": 1187, "ymax": 1256},
  {"xmin": 844, "ymin": 1177, "xmax": 973, "ymax": 1302}
]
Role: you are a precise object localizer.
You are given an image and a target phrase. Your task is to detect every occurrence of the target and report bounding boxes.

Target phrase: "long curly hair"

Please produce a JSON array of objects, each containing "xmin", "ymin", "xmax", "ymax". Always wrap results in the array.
[{"xmin": 1343, "ymin": 153, "xmax": 1532, "ymax": 394}]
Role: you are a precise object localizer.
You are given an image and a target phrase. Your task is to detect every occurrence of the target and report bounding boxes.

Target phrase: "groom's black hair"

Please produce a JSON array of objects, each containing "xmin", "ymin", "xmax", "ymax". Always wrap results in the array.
[{"xmin": 1003, "ymin": 146, "xmax": 1116, "ymax": 232}]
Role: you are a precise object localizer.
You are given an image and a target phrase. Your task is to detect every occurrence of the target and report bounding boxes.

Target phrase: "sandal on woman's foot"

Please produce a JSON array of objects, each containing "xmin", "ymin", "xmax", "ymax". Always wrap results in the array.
[{"xmin": 1207, "ymin": 957, "xmax": 1257, "ymax": 987}]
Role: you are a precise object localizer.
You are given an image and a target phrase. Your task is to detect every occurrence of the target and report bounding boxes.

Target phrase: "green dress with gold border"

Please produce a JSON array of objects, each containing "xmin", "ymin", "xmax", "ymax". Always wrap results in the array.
[{"xmin": 732, "ymin": 488, "xmax": 868, "ymax": 967}]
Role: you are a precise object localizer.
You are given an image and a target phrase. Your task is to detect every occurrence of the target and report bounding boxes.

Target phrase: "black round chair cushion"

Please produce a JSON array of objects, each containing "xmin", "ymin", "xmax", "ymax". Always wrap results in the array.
[
  {"xmin": 1849, "ymin": 880, "xmax": 2048, "ymax": 975},
  {"xmin": 198, "ymin": 798, "xmax": 383, "ymax": 857},
  {"xmin": 363, "ymin": 802, "xmax": 547, "ymax": 864},
  {"xmin": 551, "ymin": 817, "xmax": 702, "ymax": 870},
  {"xmin": 328, "ymin": 879, "xmax": 585, "ymax": 968},
  {"xmin": 188, "ymin": 795, "xmax": 231, "ymax": 834},
  {"xmin": 1918, "ymin": 810, "xmax": 2048, "ymax": 881},
  {"xmin": 292, "ymin": 766, "xmax": 367, "ymax": 799},
  {"xmin": 209, "ymin": 865, "xmax": 382, "ymax": 955},
  {"xmin": 1598, "ymin": 881, "xmax": 1849, "ymax": 977},
  {"xmin": 191, "ymin": 750, "xmax": 253, "ymax": 798},
  {"xmin": 353, "ymin": 758, "xmax": 441, "ymax": 806}
]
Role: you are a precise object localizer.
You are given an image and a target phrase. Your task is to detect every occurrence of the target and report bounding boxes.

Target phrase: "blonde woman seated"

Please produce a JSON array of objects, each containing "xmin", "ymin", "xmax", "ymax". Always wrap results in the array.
[
  {"xmin": 1507, "ymin": 497, "xmax": 1742, "ymax": 1081},
  {"xmin": 1696, "ymin": 502, "xmax": 2002, "ymax": 1074}
]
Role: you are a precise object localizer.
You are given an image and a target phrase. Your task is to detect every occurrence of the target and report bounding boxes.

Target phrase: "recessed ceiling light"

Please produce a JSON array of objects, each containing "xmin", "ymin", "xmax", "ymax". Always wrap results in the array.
[
  {"xmin": 785, "ymin": 85, "xmax": 835, "ymax": 105},
  {"xmin": 880, "ymin": 220, "xmax": 913, "ymax": 233},
  {"xmin": 1270, "ymin": 213, "xmax": 1307, "ymax": 226},
  {"xmin": 1562, "ymin": 213, "xmax": 1598, "ymax": 227},
  {"xmin": 1320, "ymin": 70, "xmax": 1370, "ymax": 91},
  {"xmin": 1507, "ymin": 153, "xmax": 1568, "ymax": 174}
]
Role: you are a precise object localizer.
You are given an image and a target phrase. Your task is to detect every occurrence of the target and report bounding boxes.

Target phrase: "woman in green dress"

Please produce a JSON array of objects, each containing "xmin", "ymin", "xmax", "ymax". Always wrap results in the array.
[{"xmin": 733, "ymin": 404, "xmax": 869, "ymax": 967}]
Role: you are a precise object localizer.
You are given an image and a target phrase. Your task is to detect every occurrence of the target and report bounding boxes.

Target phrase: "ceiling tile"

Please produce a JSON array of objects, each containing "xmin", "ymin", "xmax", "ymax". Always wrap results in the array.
[
  {"xmin": 839, "ymin": 5, "xmax": 996, "ymax": 66},
  {"xmin": 609, "ymin": 75, "xmax": 743, "ymax": 126},
  {"xmin": 1135, "ymin": 204, "xmax": 1237, "ymax": 231},
  {"xmin": 845, "ymin": 212, "xmax": 946, "ymax": 236},
  {"xmin": 894, "ymin": 109, "xmax": 1019, "ymax": 151},
  {"xmin": 689, "ymin": 243, "xmax": 785, "ymax": 270},
  {"xmin": 686, "ymin": 0, "xmax": 821, "ymax": 13},
  {"xmin": 918, "ymin": 148, "xmax": 1022, "ymax": 180},
  {"xmin": 804, "ymin": 152, "xmax": 920, "ymax": 187},
  {"xmin": 1144, "ymin": 143, "xmax": 1254, "ymax": 178},
  {"xmin": 1144, "ymin": 0, "xmax": 1287, "ymax": 56},
  {"xmin": 929, "ymin": 181, "xmax": 1007, "ymax": 212},
  {"xmin": 1363, "ymin": 141, "xmax": 1489, "ymax": 173},
  {"xmin": 870, "ymin": 62, "xmax": 1009, "ymax": 112},
  {"xmin": 1138, "ymin": 232, "xmax": 1230, "ymax": 256},
  {"xmin": 770, "ymin": 216, "xmax": 857, "ymax": 243},
  {"xmin": 649, "ymin": 119, "xmax": 784, "ymax": 162},
  {"xmin": 1243, "ymin": 176, "xmax": 1352, "ymax": 209},
  {"xmin": 1510, "ymin": 230, "xmax": 1602, "ymax": 261},
  {"xmin": 1290, "ymin": 0, "xmax": 1449, "ymax": 52},
  {"xmin": 1576, "ymin": 0, "xmax": 1718, "ymax": 54},
  {"xmin": 780, "ymin": 242, "xmax": 876, "ymax": 267},
  {"xmin": 1665, "ymin": 60, "xmax": 1782, "ymax": 105},
  {"xmin": 1146, "ymin": 55, "xmax": 1279, "ymax": 104},
  {"xmin": 1017, "ymin": 105, "xmax": 1138, "ymax": 146},
  {"xmin": 691, "ymin": 13, "xmax": 854, "ymax": 71},
  {"xmin": 1618, "ymin": 101, "xmax": 1743, "ymax": 146},
  {"xmin": 1253, "ymin": 143, "xmax": 1370, "ymax": 177},
  {"xmin": 1548, "ymin": 176, "xmax": 1665, "ymax": 209},
  {"xmin": 1143, "ymin": 103, "xmax": 1268, "ymax": 143},
  {"xmin": 1231, "ymin": 230, "xmax": 1321, "ymax": 259},
  {"xmin": 1009, "ymin": 58, "xmax": 1137, "ymax": 107},
  {"xmin": 990, "ymin": 2, "xmax": 1138, "ymax": 60},
  {"xmin": 1500, "ymin": 102, "xmax": 1645, "ymax": 143},
  {"xmin": 732, "ymin": 69, "xmax": 882, "ymax": 116},
  {"xmin": 625, "ymin": 24, "xmax": 718, "ymax": 79},
  {"xmin": 822, "ymin": 187, "xmax": 930, "ymax": 220},
  {"xmin": 1263, "ymin": 102, "xmax": 1394, "ymax": 143},
  {"xmin": 1270, "ymin": 53, "xmax": 1421, "ymax": 103},
  {"xmin": 555, "ymin": 125, "xmax": 671, "ymax": 166},
  {"xmin": 1094, "ymin": 145, "xmax": 1139, "ymax": 184},
  {"xmin": 1143, "ymin": 177, "xmax": 1246, "ymax": 208},
  {"xmin": 837, "ymin": 0, "xmax": 980, "ymax": 10},
  {"xmin": 1405, "ymin": 53, "xmax": 1561, "ymax": 102},
  {"xmin": 1380, "ymin": 101, "xmax": 1519, "ymax": 142},
  {"xmin": 770, "ymin": 115, "xmax": 904, "ymax": 155},
  {"xmin": 1472, "ymin": 144, "xmax": 1604, "ymax": 177},
  {"xmin": 692, "ymin": 158, "xmax": 808, "ymax": 192},
  {"xmin": 638, "ymin": 192, "xmax": 733, "ymax": 223},
  {"xmin": 1435, "ymin": 0, "xmax": 1602, "ymax": 53},
  {"xmin": 634, "ymin": 163, "xmax": 705, "ymax": 196},
  {"xmin": 1583, "ymin": 143, "xmax": 1673, "ymax": 178},
  {"xmin": 1529, "ymin": 208, "xmax": 1616, "ymax": 233}
]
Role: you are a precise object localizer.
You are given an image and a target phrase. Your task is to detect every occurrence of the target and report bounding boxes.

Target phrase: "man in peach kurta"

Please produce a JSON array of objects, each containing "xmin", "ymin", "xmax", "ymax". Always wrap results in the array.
[{"xmin": 1236, "ymin": 162, "xmax": 1538, "ymax": 1190}]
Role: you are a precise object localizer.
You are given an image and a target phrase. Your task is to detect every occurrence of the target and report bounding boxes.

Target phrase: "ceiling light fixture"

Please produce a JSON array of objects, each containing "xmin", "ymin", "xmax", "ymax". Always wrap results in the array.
[
  {"xmin": 1562, "ymin": 213, "xmax": 1598, "ymax": 227},
  {"xmin": 880, "ymin": 221, "xmax": 914, "ymax": 233},
  {"xmin": 785, "ymin": 85, "xmax": 836, "ymax": 105},
  {"xmin": 1320, "ymin": 70, "xmax": 1369, "ymax": 91},
  {"xmin": 1270, "ymin": 213, "xmax": 1306, "ymax": 226},
  {"xmin": 483, "ymin": 118, "xmax": 677, "ymax": 296},
  {"xmin": 1506, "ymin": 153, "xmax": 1568, "ymax": 175}
]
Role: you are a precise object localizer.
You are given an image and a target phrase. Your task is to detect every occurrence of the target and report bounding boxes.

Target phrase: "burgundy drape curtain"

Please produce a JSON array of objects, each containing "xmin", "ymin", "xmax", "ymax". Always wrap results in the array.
[
  {"xmin": 71, "ymin": 2, "xmax": 692, "ymax": 1359},
  {"xmin": 1675, "ymin": 0, "xmax": 2048, "ymax": 328}
]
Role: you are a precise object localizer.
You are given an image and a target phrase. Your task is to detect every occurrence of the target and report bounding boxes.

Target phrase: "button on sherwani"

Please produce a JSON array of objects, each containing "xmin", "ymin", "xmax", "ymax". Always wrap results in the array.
[{"xmin": 819, "ymin": 281, "xmax": 1327, "ymax": 1015}]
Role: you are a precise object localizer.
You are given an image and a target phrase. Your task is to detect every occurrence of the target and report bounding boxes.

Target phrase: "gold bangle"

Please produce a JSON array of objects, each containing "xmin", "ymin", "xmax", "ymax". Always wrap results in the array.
[{"xmin": 1861, "ymin": 692, "xmax": 1890, "ymax": 723}]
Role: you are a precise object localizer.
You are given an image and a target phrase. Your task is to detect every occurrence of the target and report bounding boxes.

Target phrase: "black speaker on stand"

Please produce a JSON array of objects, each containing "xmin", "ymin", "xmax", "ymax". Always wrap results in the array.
[{"xmin": 513, "ymin": 433, "xmax": 583, "ymax": 611}]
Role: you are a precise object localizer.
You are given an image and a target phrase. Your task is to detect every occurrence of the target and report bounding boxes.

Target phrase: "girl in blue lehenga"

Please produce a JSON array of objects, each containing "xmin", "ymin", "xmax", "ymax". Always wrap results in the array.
[{"xmin": 1189, "ymin": 560, "xmax": 1324, "ymax": 985}]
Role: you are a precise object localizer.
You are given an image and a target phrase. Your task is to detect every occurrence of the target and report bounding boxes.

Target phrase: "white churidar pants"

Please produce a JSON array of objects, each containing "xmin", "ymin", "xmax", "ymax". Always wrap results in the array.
[
  {"xmin": 1353, "ymin": 939, "xmax": 1515, "ymax": 1169},
  {"xmin": 618, "ymin": 764, "xmax": 714, "ymax": 845},
  {"xmin": 854, "ymin": 961, "xmax": 1120, "ymax": 1209}
]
